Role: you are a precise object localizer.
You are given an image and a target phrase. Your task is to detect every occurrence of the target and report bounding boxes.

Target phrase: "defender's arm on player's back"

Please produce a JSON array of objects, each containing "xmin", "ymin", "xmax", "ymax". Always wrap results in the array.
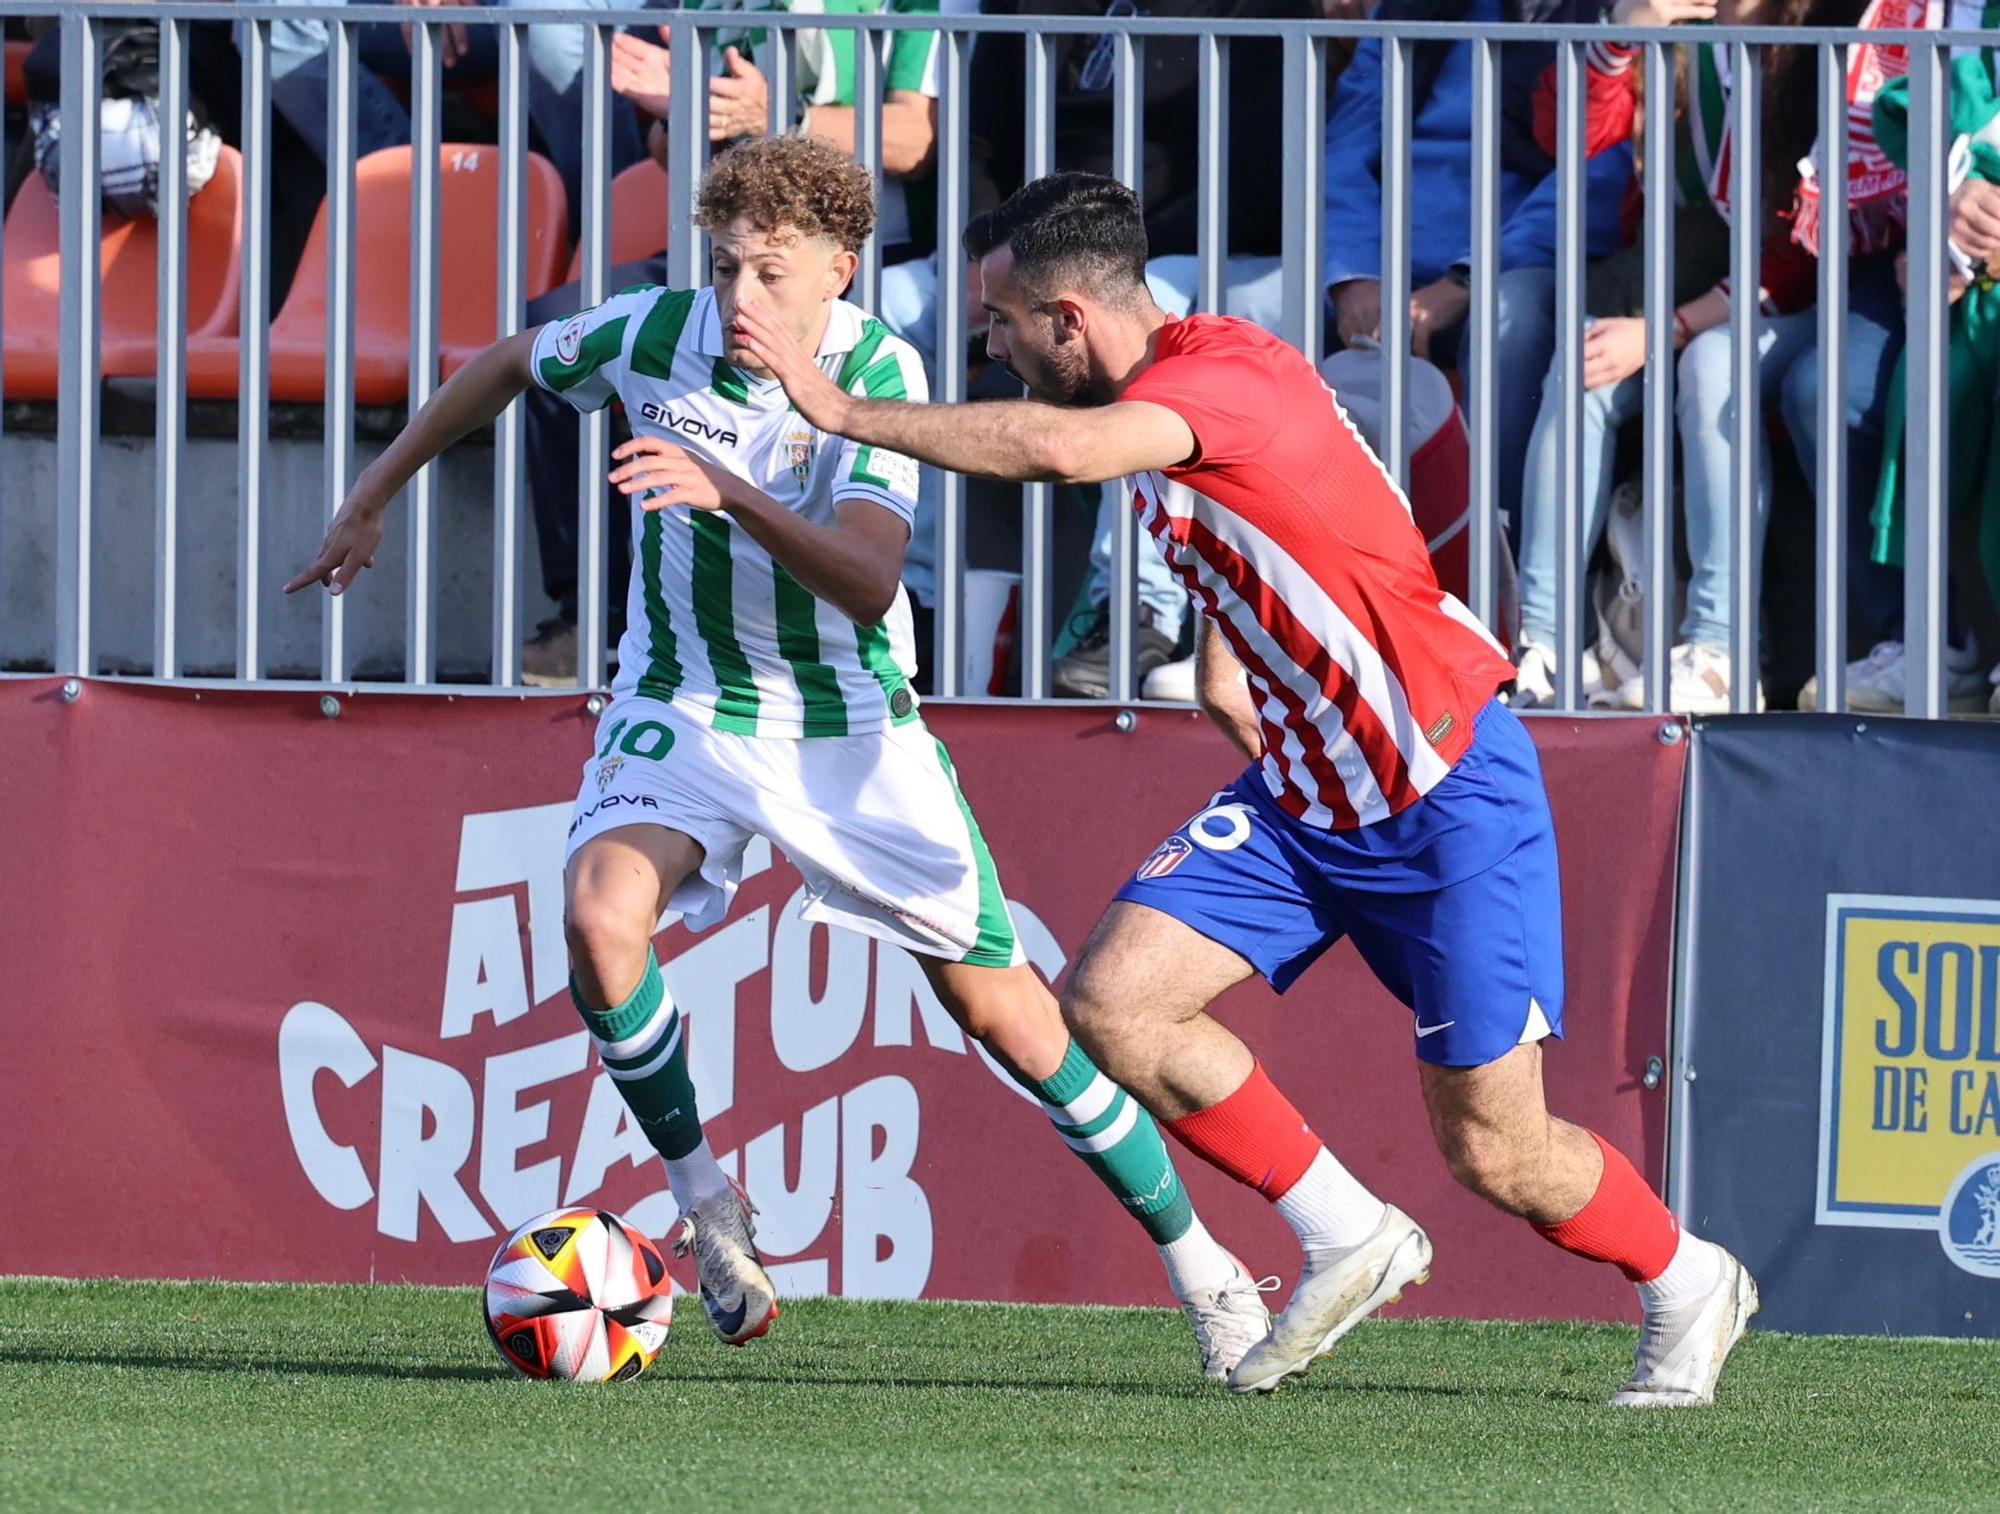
[
  {"xmin": 285, "ymin": 329, "xmax": 540, "ymax": 596},
  {"xmin": 731, "ymin": 300, "xmax": 1196, "ymax": 485},
  {"xmin": 607, "ymin": 434, "xmax": 911, "ymax": 627}
]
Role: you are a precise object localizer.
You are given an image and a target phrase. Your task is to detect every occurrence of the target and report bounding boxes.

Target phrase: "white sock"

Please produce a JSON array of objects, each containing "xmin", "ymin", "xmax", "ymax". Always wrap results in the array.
[
  {"xmin": 1275, "ymin": 1149, "xmax": 1389, "ymax": 1257},
  {"xmin": 1157, "ymin": 1214, "xmax": 1237, "ymax": 1300},
  {"xmin": 663, "ymin": 1136, "xmax": 730, "ymax": 1212},
  {"xmin": 1637, "ymin": 1228, "xmax": 1723, "ymax": 1315}
]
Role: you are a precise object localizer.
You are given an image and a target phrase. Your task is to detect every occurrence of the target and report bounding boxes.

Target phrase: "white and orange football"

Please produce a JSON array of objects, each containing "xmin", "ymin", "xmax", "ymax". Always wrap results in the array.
[{"xmin": 483, "ymin": 1207, "xmax": 675, "ymax": 1382}]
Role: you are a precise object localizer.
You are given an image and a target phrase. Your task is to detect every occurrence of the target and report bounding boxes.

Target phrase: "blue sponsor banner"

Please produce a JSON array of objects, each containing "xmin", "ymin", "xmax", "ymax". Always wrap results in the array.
[{"xmin": 1675, "ymin": 716, "xmax": 2000, "ymax": 1336}]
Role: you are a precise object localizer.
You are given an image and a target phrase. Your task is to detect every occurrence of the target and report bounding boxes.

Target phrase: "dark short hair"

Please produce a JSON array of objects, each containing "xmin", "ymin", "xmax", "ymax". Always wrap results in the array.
[{"xmin": 962, "ymin": 172, "xmax": 1149, "ymax": 305}]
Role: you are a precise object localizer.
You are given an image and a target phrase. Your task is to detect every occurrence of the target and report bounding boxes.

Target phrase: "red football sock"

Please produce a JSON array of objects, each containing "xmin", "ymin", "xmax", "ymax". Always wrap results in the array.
[
  {"xmin": 1533, "ymin": 1130, "xmax": 1680, "ymax": 1283},
  {"xmin": 1165, "ymin": 1061, "xmax": 1323, "ymax": 1200}
]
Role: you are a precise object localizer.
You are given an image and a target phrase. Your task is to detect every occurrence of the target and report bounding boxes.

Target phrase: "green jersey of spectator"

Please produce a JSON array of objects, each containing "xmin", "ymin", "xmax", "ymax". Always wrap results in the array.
[{"xmin": 691, "ymin": 0, "xmax": 969, "ymax": 250}]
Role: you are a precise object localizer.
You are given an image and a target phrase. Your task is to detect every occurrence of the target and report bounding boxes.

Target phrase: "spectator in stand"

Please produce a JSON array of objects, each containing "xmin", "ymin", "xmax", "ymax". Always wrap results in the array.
[
  {"xmin": 520, "ymin": 1, "xmax": 955, "ymax": 686},
  {"xmin": 1510, "ymin": 0, "xmax": 1867, "ymax": 714},
  {"xmin": 262, "ymin": 0, "xmax": 659, "ymax": 218},
  {"xmin": 878, "ymin": 0, "xmax": 1319, "ymax": 701},
  {"xmin": 1321, "ymin": 0, "xmax": 1633, "ymax": 563},
  {"xmin": 1791, "ymin": 1, "xmax": 1995, "ymax": 714}
]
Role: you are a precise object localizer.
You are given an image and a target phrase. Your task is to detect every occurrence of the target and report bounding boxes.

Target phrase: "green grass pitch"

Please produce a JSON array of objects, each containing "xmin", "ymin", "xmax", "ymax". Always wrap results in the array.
[{"xmin": 0, "ymin": 1279, "xmax": 1988, "ymax": 1512}]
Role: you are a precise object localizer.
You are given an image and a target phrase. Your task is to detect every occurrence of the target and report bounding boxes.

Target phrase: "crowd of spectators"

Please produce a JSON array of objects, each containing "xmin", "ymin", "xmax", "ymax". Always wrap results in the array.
[{"xmin": 9, "ymin": 0, "xmax": 2000, "ymax": 714}]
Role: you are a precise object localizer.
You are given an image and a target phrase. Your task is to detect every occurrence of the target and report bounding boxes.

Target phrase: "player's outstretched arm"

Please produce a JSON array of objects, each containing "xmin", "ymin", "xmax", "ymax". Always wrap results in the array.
[
  {"xmin": 1195, "ymin": 618, "xmax": 1263, "ymax": 762},
  {"xmin": 608, "ymin": 437, "xmax": 909, "ymax": 626},
  {"xmin": 731, "ymin": 301, "xmax": 1196, "ymax": 485},
  {"xmin": 285, "ymin": 329, "xmax": 539, "ymax": 595}
]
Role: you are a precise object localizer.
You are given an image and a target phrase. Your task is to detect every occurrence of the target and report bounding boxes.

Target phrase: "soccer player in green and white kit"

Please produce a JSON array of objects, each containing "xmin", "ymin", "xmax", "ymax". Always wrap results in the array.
[{"xmin": 289, "ymin": 136, "xmax": 1272, "ymax": 1379}]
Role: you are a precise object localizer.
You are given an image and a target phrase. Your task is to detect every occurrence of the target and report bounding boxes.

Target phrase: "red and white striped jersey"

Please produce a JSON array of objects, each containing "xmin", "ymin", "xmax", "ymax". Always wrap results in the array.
[{"xmin": 1122, "ymin": 315, "xmax": 1514, "ymax": 831}]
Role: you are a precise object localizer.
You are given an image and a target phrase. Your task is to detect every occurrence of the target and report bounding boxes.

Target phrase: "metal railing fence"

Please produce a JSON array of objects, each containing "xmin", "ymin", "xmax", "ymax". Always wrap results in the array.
[{"xmin": 0, "ymin": 6, "xmax": 1986, "ymax": 717}]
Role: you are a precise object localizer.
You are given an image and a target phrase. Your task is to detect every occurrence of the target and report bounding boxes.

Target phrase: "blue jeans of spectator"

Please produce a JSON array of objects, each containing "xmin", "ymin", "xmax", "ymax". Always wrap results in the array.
[
  {"xmin": 1516, "ymin": 324, "xmax": 1644, "ymax": 649},
  {"xmin": 265, "ymin": 0, "xmax": 647, "ymax": 219},
  {"xmin": 1455, "ymin": 266, "xmax": 1559, "ymax": 550},
  {"xmin": 1677, "ymin": 310, "xmax": 1816, "ymax": 647},
  {"xmin": 1779, "ymin": 256, "xmax": 1910, "ymax": 648}
]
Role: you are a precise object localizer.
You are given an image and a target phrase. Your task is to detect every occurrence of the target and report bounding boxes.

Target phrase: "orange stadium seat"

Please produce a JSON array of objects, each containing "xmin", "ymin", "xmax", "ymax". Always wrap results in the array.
[
  {"xmin": 565, "ymin": 158, "xmax": 672, "ymax": 284},
  {"xmin": 2, "ymin": 144, "xmax": 243, "ymax": 401},
  {"xmin": 5, "ymin": 38, "xmax": 29, "ymax": 107},
  {"xmin": 186, "ymin": 144, "xmax": 568, "ymax": 403}
]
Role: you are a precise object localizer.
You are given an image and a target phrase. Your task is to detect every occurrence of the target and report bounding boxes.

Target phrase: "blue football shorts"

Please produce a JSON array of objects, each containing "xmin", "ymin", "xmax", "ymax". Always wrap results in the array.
[{"xmin": 1116, "ymin": 698, "xmax": 1564, "ymax": 1068}]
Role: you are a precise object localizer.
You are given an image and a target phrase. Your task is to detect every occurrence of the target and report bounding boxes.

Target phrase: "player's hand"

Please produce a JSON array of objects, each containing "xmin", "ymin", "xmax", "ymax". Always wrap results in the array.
[
  {"xmin": 1408, "ymin": 276, "xmax": 1470, "ymax": 361},
  {"xmin": 708, "ymin": 47, "xmax": 769, "ymax": 142},
  {"xmin": 1581, "ymin": 316, "xmax": 1647, "ymax": 389},
  {"xmin": 286, "ymin": 496, "xmax": 384, "ymax": 597},
  {"xmin": 1610, "ymin": 0, "xmax": 1718, "ymax": 24},
  {"xmin": 611, "ymin": 28, "xmax": 674, "ymax": 120},
  {"xmin": 608, "ymin": 436, "xmax": 737, "ymax": 512},
  {"xmin": 1332, "ymin": 278, "xmax": 1383, "ymax": 347},
  {"xmin": 398, "ymin": 0, "xmax": 474, "ymax": 70},
  {"xmin": 730, "ymin": 301, "xmax": 854, "ymax": 433}
]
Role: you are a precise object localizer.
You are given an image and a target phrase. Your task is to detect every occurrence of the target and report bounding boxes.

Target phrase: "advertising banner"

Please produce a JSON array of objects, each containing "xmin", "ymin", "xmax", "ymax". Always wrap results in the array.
[
  {"xmin": 1, "ymin": 681, "xmax": 1679, "ymax": 1323},
  {"xmin": 1675, "ymin": 716, "xmax": 2000, "ymax": 1335}
]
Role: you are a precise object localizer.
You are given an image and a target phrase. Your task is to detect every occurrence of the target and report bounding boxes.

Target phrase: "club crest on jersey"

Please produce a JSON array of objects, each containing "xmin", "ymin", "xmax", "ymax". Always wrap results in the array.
[
  {"xmin": 1136, "ymin": 835, "xmax": 1193, "ymax": 881},
  {"xmin": 554, "ymin": 314, "xmax": 587, "ymax": 366},
  {"xmin": 596, "ymin": 755, "xmax": 625, "ymax": 793},
  {"xmin": 787, "ymin": 429, "xmax": 814, "ymax": 487}
]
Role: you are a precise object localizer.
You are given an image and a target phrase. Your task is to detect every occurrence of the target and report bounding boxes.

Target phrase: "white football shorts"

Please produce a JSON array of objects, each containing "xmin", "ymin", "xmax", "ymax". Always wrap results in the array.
[{"xmin": 565, "ymin": 694, "xmax": 1025, "ymax": 968}]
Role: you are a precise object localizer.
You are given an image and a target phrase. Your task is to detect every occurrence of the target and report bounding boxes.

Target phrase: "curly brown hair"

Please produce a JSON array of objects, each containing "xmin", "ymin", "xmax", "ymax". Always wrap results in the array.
[{"xmin": 695, "ymin": 134, "xmax": 877, "ymax": 252}]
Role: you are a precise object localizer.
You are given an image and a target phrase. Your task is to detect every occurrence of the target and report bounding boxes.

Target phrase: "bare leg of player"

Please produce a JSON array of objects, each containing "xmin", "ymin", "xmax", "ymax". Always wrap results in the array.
[
  {"xmin": 920, "ymin": 958, "xmax": 1277, "ymax": 1381},
  {"xmin": 1065, "ymin": 903, "xmax": 1432, "ymax": 1395},
  {"xmin": 565, "ymin": 825, "xmax": 779, "ymax": 1345},
  {"xmin": 1419, "ymin": 1043, "xmax": 1759, "ymax": 1407}
]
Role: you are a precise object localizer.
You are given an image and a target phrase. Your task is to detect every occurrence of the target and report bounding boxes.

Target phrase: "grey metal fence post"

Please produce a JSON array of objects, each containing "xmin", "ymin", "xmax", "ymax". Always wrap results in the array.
[
  {"xmin": 1553, "ymin": 38, "xmax": 1586, "ymax": 711},
  {"xmin": 491, "ymin": 21, "xmax": 528, "ymax": 688},
  {"xmin": 1813, "ymin": 38, "xmax": 1849, "ymax": 713},
  {"xmin": 575, "ymin": 20, "xmax": 613, "ymax": 690},
  {"xmin": 1904, "ymin": 37, "xmax": 1949, "ymax": 720},
  {"xmin": 406, "ymin": 21, "xmax": 443, "ymax": 685},
  {"xmin": 322, "ymin": 17, "xmax": 359, "ymax": 683},
  {"xmin": 56, "ymin": 11, "xmax": 102, "ymax": 680},
  {"xmin": 1381, "ymin": 35, "xmax": 1413, "ymax": 491},
  {"xmin": 1020, "ymin": 31, "xmax": 1058, "ymax": 701},
  {"xmin": 933, "ymin": 28, "xmax": 970, "ymax": 698},
  {"xmin": 238, "ymin": 15, "xmax": 272, "ymax": 680},
  {"xmin": 156, "ymin": 15, "xmax": 190, "ymax": 680},
  {"xmin": 1465, "ymin": 33, "xmax": 1500, "ymax": 634},
  {"xmin": 1106, "ymin": 30, "xmax": 1146, "ymax": 705},
  {"xmin": 1642, "ymin": 38, "xmax": 1678, "ymax": 713},
  {"xmin": 1727, "ymin": 39, "xmax": 1763, "ymax": 713}
]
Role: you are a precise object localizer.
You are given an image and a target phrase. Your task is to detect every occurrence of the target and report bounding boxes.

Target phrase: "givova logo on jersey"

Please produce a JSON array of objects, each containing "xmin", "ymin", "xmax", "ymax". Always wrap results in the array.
[{"xmin": 1817, "ymin": 893, "xmax": 2000, "ymax": 1273}]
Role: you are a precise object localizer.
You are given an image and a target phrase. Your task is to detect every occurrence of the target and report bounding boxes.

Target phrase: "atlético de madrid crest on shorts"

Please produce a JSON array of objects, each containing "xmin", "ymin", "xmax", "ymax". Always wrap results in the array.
[{"xmin": 1136, "ymin": 834, "xmax": 1193, "ymax": 881}]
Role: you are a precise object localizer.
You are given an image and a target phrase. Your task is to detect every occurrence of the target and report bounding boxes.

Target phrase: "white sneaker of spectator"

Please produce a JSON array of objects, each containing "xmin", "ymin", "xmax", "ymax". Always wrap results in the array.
[
  {"xmin": 1142, "ymin": 655, "xmax": 1197, "ymax": 704},
  {"xmin": 1669, "ymin": 642, "xmax": 1763, "ymax": 715},
  {"xmin": 1798, "ymin": 639, "xmax": 1988, "ymax": 714},
  {"xmin": 1511, "ymin": 637, "xmax": 1628, "ymax": 709}
]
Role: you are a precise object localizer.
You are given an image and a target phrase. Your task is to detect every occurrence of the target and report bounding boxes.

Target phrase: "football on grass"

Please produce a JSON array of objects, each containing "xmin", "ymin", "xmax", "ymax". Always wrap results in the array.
[{"xmin": 484, "ymin": 1207, "xmax": 675, "ymax": 1381}]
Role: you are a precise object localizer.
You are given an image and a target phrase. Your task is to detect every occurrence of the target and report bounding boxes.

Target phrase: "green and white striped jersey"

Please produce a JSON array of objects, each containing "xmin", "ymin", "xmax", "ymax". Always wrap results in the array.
[
  {"xmin": 690, "ymin": 0, "xmax": 973, "ymax": 246},
  {"xmin": 532, "ymin": 285, "xmax": 929, "ymax": 739}
]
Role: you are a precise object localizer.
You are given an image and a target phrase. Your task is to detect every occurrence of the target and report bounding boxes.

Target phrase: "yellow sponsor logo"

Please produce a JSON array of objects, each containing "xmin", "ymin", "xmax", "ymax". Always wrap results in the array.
[{"xmin": 1819, "ymin": 895, "xmax": 2000, "ymax": 1229}]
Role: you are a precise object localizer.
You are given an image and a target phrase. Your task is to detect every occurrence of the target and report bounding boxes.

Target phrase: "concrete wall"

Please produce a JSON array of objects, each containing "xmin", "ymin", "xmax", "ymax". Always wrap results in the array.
[{"xmin": 2, "ymin": 425, "xmax": 559, "ymax": 680}]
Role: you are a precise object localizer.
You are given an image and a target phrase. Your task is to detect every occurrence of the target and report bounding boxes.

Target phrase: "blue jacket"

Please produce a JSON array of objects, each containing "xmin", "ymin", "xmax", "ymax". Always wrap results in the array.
[{"xmin": 1323, "ymin": 0, "xmax": 1631, "ymax": 291}]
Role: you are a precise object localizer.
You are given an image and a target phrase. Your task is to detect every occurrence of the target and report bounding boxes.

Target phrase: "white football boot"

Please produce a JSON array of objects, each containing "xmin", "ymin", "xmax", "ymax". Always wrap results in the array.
[
  {"xmin": 1180, "ymin": 1257, "xmax": 1279, "ymax": 1383},
  {"xmin": 675, "ymin": 1181, "xmax": 780, "ymax": 1346},
  {"xmin": 1227, "ymin": 1205, "xmax": 1432, "ymax": 1394},
  {"xmin": 1611, "ymin": 1246, "xmax": 1759, "ymax": 1408}
]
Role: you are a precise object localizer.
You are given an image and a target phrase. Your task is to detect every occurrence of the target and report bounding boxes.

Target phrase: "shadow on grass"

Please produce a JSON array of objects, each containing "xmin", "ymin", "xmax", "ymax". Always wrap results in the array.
[
  {"xmin": 0, "ymin": 1346, "xmax": 1601, "ymax": 1406},
  {"xmin": 0, "ymin": 1345, "xmax": 508, "ymax": 1382}
]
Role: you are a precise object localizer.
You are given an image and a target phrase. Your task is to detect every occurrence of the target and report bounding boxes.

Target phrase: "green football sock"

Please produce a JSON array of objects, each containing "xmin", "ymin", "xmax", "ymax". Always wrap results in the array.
[
  {"xmin": 1025, "ymin": 1039, "xmax": 1195, "ymax": 1245},
  {"xmin": 571, "ymin": 950, "xmax": 704, "ymax": 1162}
]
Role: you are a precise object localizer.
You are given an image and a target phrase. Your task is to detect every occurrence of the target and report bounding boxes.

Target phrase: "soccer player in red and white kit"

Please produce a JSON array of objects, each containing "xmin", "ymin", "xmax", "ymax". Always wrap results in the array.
[{"xmin": 735, "ymin": 171, "xmax": 1757, "ymax": 1404}]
